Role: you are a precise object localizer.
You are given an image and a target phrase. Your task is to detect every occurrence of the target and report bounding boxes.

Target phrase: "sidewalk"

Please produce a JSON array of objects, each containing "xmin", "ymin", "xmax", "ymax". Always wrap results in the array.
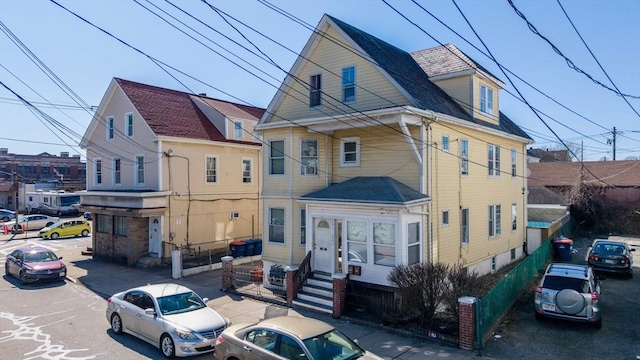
[{"xmin": 3, "ymin": 232, "xmax": 479, "ymax": 359}]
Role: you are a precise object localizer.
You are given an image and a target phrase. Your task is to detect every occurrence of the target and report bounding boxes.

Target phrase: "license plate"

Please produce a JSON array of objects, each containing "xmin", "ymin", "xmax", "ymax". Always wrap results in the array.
[
  {"xmin": 604, "ymin": 259, "xmax": 615, "ymax": 264},
  {"xmin": 542, "ymin": 303, "xmax": 556, "ymax": 311}
]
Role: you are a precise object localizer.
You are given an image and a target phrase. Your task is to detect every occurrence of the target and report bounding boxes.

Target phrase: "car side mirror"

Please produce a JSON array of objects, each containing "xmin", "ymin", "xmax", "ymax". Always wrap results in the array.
[
  {"xmin": 144, "ymin": 308, "xmax": 156, "ymax": 316},
  {"xmin": 202, "ymin": 297, "xmax": 209, "ymax": 303},
  {"xmin": 630, "ymin": 248, "xmax": 636, "ymax": 252},
  {"xmin": 58, "ymin": 256, "xmax": 63, "ymax": 260}
]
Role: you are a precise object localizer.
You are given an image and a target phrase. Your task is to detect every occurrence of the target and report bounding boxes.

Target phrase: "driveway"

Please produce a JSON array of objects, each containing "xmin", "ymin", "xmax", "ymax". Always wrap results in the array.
[{"xmin": 483, "ymin": 235, "xmax": 640, "ymax": 359}]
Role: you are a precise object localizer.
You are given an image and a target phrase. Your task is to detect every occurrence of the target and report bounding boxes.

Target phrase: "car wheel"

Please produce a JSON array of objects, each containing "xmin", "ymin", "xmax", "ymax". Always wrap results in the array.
[
  {"xmin": 81, "ymin": 229, "xmax": 89, "ymax": 237},
  {"xmin": 19, "ymin": 271, "xmax": 28, "ymax": 285},
  {"xmin": 4, "ymin": 264, "xmax": 9, "ymax": 277},
  {"xmin": 111, "ymin": 313, "xmax": 123, "ymax": 334},
  {"xmin": 51, "ymin": 232, "xmax": 60, "ymax": 240},
  {"xmin": 160, "ymin": 334, "xmax": 175, "ymax": 358},
  {"xmin": 593, "ymin": 317, "xmax": 602, "ymax": 329}
]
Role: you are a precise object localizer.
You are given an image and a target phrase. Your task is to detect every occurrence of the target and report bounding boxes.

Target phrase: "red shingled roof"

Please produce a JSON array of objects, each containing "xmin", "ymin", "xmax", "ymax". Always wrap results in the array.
[
  {"xmin": 115, "ymin": 78, "xmax": 264, "ymax": 142},
  {"xmin": 528, "ymin": 160, "xmax": 640, "ymax": 187}
]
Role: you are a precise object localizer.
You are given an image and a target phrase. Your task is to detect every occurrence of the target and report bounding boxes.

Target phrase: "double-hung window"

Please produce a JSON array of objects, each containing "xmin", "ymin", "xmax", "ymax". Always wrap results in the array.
[
  {"xmin": 512, "ymin": 203, "xmax": 517, "ymax": 231},
  {"xmin": 489, "ymin": 204, "xmax": 501, "ymax": 237},
  {"xmin": 300, "ymin": 138, "xmax": 318, "ymax": 175},
  {"xmin": 95, "ymin": 159, "xmax": 102, "ymax": 185},
  {"xmin": 340, "ymin": 137, "xmax": 360, "ymax": 167},
  {"xmin": 106, "ymin": 116, "xmax": 114, "ymax": 139},
  {"xmin": 511, "ymin": 149, "xmax": 517, "ymax": 177},
  {"xmin": 135, "ymin": 155, "xmax": 145, "ymax": 185},
  {"xmin": 113, "ymin": 158, "xmax": 121, "ymax": 185},
  {"xmin": 442, "ymin": 135, "xmax": 449, "ymax": 152},
  {"xmin": 461, "ymin": 139, "xmax": 469, "ymax": 175},
  {"xmin": 309, "ymin": 74, "xmax": 322, "ymax": 107},
  {"xmin": 442, "ymin": 210, "xmax": 449, "ymax": 227},
  {"xmin": 347, "ymin": 221, "xmax": 367, "ymax": 263},
  {"xmin": 234, "ymin": 121, "xmax": 242, "ymax": 139},
  {"xmin": 242, "ymin": 159, "xmax": 252, "ymax": 183},
  {"xmin": 373, "ymin": 223, "xmax": 396, "ymax": 266},
  {"xmin": 126, "ymin": 113, "xmax": 134, "ymax": 137},
  {"xmin": 206, "ymin": 156, "xmax": 218, "ymax": 184},
  {"xmin": 408, "ymin": 222, "xmax": 420, "ymax": 265},
  {"xmin": 488, "ymin": 144, "xmax": 500, "ymax": 176},
  {"xmin": 480, "ymin": 85, "xmax": 494, "ymax": 115},
  {"xmin": 300, "ymin": 208, "xmax": 306, "ymax": 245},
  {"xmin": 461, "ymin": 208, "xmax": 469, "ymax": 245},
  {"xmin": 342, "ymin": 66, "xmax": 355, "ymax": 103},
  {"xmin": 269, "ymin": 140, "xmax": 285, "ymax": 175},
  {"xmin": 269, "ymin": 208, "xmax": 285, "ymax": 244}
]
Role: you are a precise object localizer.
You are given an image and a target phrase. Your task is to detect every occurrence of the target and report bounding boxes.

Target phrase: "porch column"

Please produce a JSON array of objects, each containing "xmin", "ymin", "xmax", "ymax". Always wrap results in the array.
[
  {"xmin": 332, "ymin": 273, "xmax": 348, "ymax": 318},
  {"xmin": 221, "ymin": 256, "xmax": 234, "ymax": 291},
  {"xmin": 458, "ymin": 296, "xmax": 476, "ymax": 350},
  {"xmin": 285, "ymin": 265, "xmax": 299, "ymax": 305}
]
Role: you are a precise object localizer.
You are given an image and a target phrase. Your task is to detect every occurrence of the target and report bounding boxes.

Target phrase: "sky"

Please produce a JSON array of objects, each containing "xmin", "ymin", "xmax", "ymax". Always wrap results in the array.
[{"xmin": 1, "ymin": 0, "xmax": 639, "ymax": 163}]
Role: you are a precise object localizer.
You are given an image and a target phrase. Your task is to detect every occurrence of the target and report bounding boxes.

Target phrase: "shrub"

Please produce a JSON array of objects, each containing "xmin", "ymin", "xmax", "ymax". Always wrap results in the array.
[{"xmin": 442, "ymin": 262, "xmax": 493, "ymax": 317}]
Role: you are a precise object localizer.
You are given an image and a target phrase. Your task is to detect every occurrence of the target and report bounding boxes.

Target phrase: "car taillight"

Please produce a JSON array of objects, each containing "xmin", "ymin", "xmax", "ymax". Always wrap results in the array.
[
  {"xmin": 536, "ymin": 286, "xmax": 542, "ymax": 294},
  {"xmin": 591, "ymin": 292, "xmax": 598, "ymax": 302},
  {"xmin": 589, "ymin": 254, "xmax": 599, "ymax": 261},
  {"xmin": 215, "ymin": 335, "xmax": 225, "ymax": 346}
]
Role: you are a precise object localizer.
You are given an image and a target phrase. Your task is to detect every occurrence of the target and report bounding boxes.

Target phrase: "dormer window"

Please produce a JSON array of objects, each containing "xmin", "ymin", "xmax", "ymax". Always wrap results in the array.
[
  {"xmin": 234, "ymin": 121, "xmax": 242, "ymax": 139},
  {"xmin": 480, "ymin": 85, "xmax": 493, "ymax": 115}
]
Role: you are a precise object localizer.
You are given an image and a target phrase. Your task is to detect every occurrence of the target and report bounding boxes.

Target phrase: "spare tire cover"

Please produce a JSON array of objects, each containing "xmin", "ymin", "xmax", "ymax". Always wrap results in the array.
[{"xmin": 556, "ymin": 289, "xmax": 586, "ymax": 315}]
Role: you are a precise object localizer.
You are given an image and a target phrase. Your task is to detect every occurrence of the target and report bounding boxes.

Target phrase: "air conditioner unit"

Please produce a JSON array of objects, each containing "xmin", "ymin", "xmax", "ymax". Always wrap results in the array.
[
  {"xmin": 302, "ymin": 165, "xmax": 317, "ymax": 175},
  {"xmin": 230, "ymin": 211, "xmax": 239, "ymax": 220}
]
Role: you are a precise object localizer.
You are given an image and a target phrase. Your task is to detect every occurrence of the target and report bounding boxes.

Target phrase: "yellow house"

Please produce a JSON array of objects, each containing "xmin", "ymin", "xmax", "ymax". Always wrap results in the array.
[
  {"xmin": 254, "ymin": 15, "xmax": 532, "ymax": 312},
  {"xmin": 80, "ymin": 78, "xmax": 263, "ymax": 266}
]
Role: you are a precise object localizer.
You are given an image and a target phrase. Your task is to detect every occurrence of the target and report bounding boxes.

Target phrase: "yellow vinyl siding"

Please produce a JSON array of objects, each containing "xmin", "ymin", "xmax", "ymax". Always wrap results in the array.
[
  {"xmin": 262, "ymin": 128, "xmax": 293, "ymax": 197},
  {"xmin": 472, "ymin": 75, "xmax": 500, "ymax": 125},
  {"xmin": 262, "ymin": 198, "xmax": 293, "ymax": 265},
  {"xmin": 432, "ymin": 76, "xmax": 472, "ymax": 115},
  {"xmin": 273, "ymin": 26, "xmax": 410, "ymax": 121}
]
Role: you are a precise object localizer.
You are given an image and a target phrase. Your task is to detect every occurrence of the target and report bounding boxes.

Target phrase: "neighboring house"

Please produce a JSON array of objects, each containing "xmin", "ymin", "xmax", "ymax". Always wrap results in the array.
[
  {"xmin": 0, "ymin": 181, "xmax": 17, "ymax": 211},
  {"xmin": 528, "ymin": 160, "xmax": 640, "ymax": 208},
  {"xmin": 254, "ymin": 14, "xmax": 532, "ymax": 310},
  {"xmin": 527, "ymin": 147, "xmax": 571, "ymax": 162},
  {"xmin": 79, "ymin": 78, "xmax": 264, "ymax": 266}
]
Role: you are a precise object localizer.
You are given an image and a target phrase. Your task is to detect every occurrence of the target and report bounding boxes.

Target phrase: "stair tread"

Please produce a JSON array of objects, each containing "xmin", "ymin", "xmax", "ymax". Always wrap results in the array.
[
  {"xmin": 293, "ymin": 298, "xmax": 333, "ymax": 311},
  {"xmin": 298, "ymin": 290, "xmax": 333, "ymax": 301}
]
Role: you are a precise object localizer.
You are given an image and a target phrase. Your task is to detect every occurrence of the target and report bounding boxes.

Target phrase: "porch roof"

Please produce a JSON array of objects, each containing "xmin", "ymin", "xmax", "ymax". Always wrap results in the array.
[{"xmin": 300, "ymin": 176, "xmax": 430, "ymax": 205}]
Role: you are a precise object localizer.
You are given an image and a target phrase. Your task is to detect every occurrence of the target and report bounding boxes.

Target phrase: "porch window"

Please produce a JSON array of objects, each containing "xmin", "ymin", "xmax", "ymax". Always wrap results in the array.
[
  {"xmin": 408, "ymin": 222, "xmax": 420, "ymax": 265},
  {"xmin": 346, "ymin": 221, "xmax": 367, "ymax": 263},
  {"xmin": 269, "ymin": 208, "xmax": 285, "ymax": 244},
  {"xmin": 114, "ymin": 216, "xmax": 127, "ymax": 236},
  {"xmin": 300, "ymin": 139, "xmax": 318, "ymax": 175},
  {"xmin": 373, "ymin": 222, "xmax": 395, "ymax": 267}
]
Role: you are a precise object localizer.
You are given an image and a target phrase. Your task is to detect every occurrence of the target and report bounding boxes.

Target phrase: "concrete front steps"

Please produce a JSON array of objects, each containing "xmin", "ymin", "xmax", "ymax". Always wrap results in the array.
[
  {"xmin": 292, "ymin": 272, "xmax": 333, "ymax": 314},
  {"xmin": 135, "ymin": 253, "xmax": 162, "ymax": 268}
]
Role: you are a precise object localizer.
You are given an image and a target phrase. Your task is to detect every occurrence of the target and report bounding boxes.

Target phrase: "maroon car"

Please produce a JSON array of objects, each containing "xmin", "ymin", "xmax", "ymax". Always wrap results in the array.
[{"xmin": 4, "ymin": 246, "xmax": 67, "ymax": 284}]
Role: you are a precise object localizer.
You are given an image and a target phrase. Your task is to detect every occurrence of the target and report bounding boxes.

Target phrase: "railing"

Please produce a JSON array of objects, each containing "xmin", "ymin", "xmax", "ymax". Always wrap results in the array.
[{"xmin": 294, "ymin": 251, "xmax": 312, "ymax": 292}]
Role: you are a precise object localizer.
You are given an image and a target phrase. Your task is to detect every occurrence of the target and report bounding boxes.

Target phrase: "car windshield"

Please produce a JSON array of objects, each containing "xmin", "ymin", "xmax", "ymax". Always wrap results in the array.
[
  {"xmin": 157, "ymin": 292, "xmax": 206, "ymax": 315},
  {"xmin": 24, "ymin": 251, "xmax": 59, "ymax": 262},
  {"xmin": 303, "ymin": 329, "xmax": 364, "ymax": 360},
  {"xmin": 542, "ymin": 276, "xmax": 589, "ymax": 293}
]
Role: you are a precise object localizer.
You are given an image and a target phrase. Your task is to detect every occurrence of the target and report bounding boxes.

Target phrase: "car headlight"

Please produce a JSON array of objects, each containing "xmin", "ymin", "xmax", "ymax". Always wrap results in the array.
[
  {"xmin": 25, "ymin": 269, "xmax": 38, "ymax": 274},
  {"xmin": 176, "ymin": 329, "xmax": 198, "ymax": 340}
]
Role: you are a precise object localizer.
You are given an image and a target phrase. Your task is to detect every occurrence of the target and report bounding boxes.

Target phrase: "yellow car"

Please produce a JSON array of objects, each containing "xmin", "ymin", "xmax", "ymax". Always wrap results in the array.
[{"xmin": 39, "ymin": 220, "xmax": 91, "ymax": 239}]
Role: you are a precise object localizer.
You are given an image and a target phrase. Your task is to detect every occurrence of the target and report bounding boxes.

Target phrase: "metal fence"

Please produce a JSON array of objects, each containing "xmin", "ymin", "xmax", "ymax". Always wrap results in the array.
[
  {"xmin": 475, "ymin": 219, "xmax": 574, "ymax": 348},
  {"xmin": 231, "ymin": 262, "xmax": 287, "ymax": 305},
  {"xmin": 343, "ymin": 282, "xmax": 400, "ymax": 324}
]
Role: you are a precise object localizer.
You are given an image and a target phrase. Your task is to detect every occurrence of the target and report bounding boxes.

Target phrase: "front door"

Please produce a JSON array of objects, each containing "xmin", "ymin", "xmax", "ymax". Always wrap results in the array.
[
  {"xmin": 148, "ymin": 217, "xmax": 161, "ymax": 257},
  {"xmin": 313, "ymin": 218, "xmax": 333, "ymax": 274}
]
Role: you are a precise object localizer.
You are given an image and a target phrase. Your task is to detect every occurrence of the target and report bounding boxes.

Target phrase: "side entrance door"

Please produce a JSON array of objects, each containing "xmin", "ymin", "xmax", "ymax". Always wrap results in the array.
[
  {"xmin": 148, "ymin": 216, "xmax": 162, "ymax": 257},
  {"xmin": 313, "ymin": 218, "xmax": 333, "ymax": 274}
]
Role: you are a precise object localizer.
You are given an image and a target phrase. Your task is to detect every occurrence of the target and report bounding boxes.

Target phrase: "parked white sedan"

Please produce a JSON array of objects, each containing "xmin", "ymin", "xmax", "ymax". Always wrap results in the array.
[
  {"xmin": 4, "ymin": 214, "xmax": 58, "ymax": 231},
  {"xmin": 106, "ymin": 283, "xmax": 230, "ymax": 358}
]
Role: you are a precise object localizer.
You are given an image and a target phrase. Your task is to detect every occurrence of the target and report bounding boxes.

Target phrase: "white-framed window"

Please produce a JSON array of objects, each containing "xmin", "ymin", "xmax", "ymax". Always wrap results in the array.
[
  {"xmin": 309, "ymin": 74, "xmax": 321, "ymax": 107},
  {"xmin": 206, "ymin": 156, "xmax": 218, "ymax": 184},
  {"xmin": 461, "ymin": 208, "xmax": 469, "ymax": 245},
  {"xmin": 347, "ymin": 220, "xmax": 367, "ymax": 263},
  {"xmin": 512, "ymin": 203, "xmax": 517, "ymax": 231},
  {"xmin": 442, "ymin": 210, "xmax": 449, "ymax": 227},
  {"xmin": 489, "ymin": 204, "xmax": 501, "ymax": 237},
  {"xmin": 461, "ymin": 139, "xmax": 469, "ymax": 175},
  {"xmin": 340, "ymin": 137, "xmax": 360, "ymax": 167},
  {"xmin": 269, "ymin": 140, "xmax": 285, "ymax": 175},
  {"xmin": 94, "ymin": 159, "xmax": 102, "ymax": 185},
  {"xmin": 106, "ymin": 116, "xmax": 114, "ymax": 140},
  {"xmin": 300, "ymin": 138, "xmax": 318, "ymax": 176},
  {"xmin": 113, "ymin": 158, "xmax": 121, "ymax": 185},
  {"xmin": 234, "ymin": 121, "xmax": 242, "ymax": 139},
  {"xmin": 480, "ymin": 85, "xmax": 494, "ymax": 115},
  {"xmin": 242, "ymin": 158, "xmax": 252, "ymax": 184},
  {"xmin": 491, "ymin": 256, "xmax": 497, "ymax": 273},
  {"xmin": 408, "ymin": 222, "xmax": 420, "ymax": 265},
  {"xmin": 114, "ymin": 216, "xmax": 127, "ymax": 236},
  {"xmin": 488, "ymin": 144, "xmax": 500, "ymax": 176},
  {"xmin": 300, "ymin": 208, "xmax": 306, "ymax": 245},
  {"xmin": 511, "ymin": 149, "xmax": 517, "ymax": 177},
  {"xmin": 135, "ymin": 155, "xmax": 145, "ymax": 185},
  {"xmin": 269, "ymin": 208, "xmax": 285, "ymax": 244},
  {"xmin": 442, "ymin": 135, "xmax": 449, "ymax": 152},
  {"xmin": 373, "ymin": 222, "xmax": 396, "ymax": 267},
  {"xmin": 342, "ymin": 66, "xmax": 356, "ymax": 103},
  {"xmin": 126, "ymin": 113, "xmax": 134, "ymax": 137}
]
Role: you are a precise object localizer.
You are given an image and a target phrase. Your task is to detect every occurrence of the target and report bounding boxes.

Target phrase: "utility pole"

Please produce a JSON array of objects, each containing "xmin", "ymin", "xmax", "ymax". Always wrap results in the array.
[
  {"xmin": 13, "ymin": 172, "xmax": 19, "ymax": 223},
  {"xmin": 612, "ymin": 127, "xmax": 617, "ymax": 161}
]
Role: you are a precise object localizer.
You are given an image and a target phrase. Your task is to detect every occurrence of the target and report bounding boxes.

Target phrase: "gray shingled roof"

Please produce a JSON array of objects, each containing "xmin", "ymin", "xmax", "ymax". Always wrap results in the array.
[
  {"xmin": 411, "ymin": 43, "xmax": 502, "ymax": 82},
  {"xmin": 300, "ymin": 176, "xmax": 430, "ymax": 204}
]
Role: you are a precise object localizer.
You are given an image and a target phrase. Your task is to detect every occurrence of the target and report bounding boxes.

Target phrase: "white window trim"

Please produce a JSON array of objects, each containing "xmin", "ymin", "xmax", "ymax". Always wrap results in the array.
[
  {"xmin": 511, "ymin": 149, "xmax": 517, "ymax": 178},
  {"xmin": 488, "ymin": 144, "xmax": 500, "ymax": 177},
  {"xmin": 340, "ymin": 137, "xmax": 360, "ymax": 167},
  {"xmin": 461, "ymin": 139, "xmax": 469, "ymax": 176},
  {"xmin": 242, "ymin": 158, "xmax": 252, "ymax": 184},
  {"xmin": 125, "ymin": 112, "xmax": 134, "ymax": 137},
  {"xmin": 205, "ymin": 155, "xmax": 218, "ymax": 184},
  {"xmin": 112, "ymin": 158, "xmax": 121, "ymax": 186},
  {"xmin": 309, "ymin": 73, "xmax": 322, "ymax": 108},
  {"xmin": 233, "ymin": 121, "xmax": 243, "ymax": 140},
  {"xmin": 442, "ymin": 135, "xmax": 449, "ymax": 152},
  {"xmin": 134, "ymin": 155, "xmax": 145, "ymax": 186},
  {"xmin": 489, "ymin": 204, "xmax": 502, "ymax": 238},
  {"xmin": 268, "ymin": 139, "xmax": 286, "ymax": 177},
  {"xmin": 106, "ymin": 116, "xmax": 115, "ymax": 140},
  {"xmin": 300, "ymin": 208, "xmax": 306, "ymax": 246},
  {"xmin": 300, "ymin": 138, "xmax": 318, "ymax": 177},
  {"xmin": 461, "ymin": 208, "xmax": 469, "ymax": 245},
  {"xmin": 480, "ymin": 85, "xmax": 494, "ymax": 115},
  {"xmin": 342, "ymin": 65, "xmax": 356, "ymax": 104},
  {"xmin": 94, "ymin": 158, "xmax": 102, "ymax": 186},
  {"xmin": 512, "ymin": 203, "xmax": 517, "ymax": 232},
  {"xmin": 442, "ymin": 210, "xmax": 449, "ymax": 227},
  {"xmin": 268, "ymin": 207, "xmax": 285, "ymax": 245}
]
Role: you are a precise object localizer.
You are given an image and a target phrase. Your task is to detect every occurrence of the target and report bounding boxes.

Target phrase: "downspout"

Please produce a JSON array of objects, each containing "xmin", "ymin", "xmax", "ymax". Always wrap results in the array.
[
  {"xmin": 427, "ymin": 121, "xmax": 433, "ymax": 264},
  {"xmin": 522, "ymin": 148, "xmax": 529, "ymax": 255},
  {"xmin": 289, "ymin": 127, "xmax": 295, "ymax": 265}
]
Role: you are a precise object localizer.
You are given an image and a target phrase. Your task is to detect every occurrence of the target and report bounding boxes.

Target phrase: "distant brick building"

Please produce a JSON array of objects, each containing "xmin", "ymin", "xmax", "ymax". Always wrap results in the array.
[{"xmin": 0, "ymin": 148, "xmax": 86, "ymax": 191}]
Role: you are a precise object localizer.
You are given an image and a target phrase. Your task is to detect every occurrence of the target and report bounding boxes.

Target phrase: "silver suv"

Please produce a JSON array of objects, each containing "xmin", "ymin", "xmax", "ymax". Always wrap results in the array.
[{"xmin": 534, "ymin": 263, "xmax": 603, "ymax": 329}]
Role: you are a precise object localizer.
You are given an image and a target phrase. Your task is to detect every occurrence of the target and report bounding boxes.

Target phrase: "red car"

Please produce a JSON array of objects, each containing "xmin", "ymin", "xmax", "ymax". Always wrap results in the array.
[{"xmin": 4, "ymin": 246, "xmax": 67, "ymax": 284}]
